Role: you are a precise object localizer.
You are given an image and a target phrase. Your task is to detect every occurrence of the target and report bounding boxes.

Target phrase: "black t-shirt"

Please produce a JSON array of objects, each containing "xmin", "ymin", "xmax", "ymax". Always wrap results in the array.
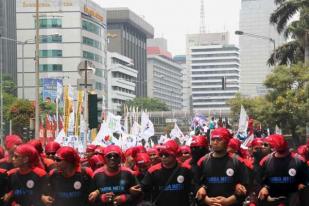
[
  {"xmin": 0, "ymin": 158, "xmax": 14, "ymax": 171},
  {"xmin": 198, "ymin": 153, "xmax": 248, "ymax": 198},
  {"xmin": 8, "ymin": 167, "xmax": 47, "ymax": 206},
  {"xmin": 141, "ymin": 162, "xmax": 192, "ymax": 206},
  {"xmin": 0, "ymin": 169, "xmax": 8, "ymax": 206},
  {"xmin": 46, "ymin": 167, "xmax": 93, "ymax": 206},
  {"xmin": 260, "ymin": 152, "xmax": 308, "ymax": 197},
  {"xmin": 92, "ymin": 166, "xmax": 137, "ymax": 206}
]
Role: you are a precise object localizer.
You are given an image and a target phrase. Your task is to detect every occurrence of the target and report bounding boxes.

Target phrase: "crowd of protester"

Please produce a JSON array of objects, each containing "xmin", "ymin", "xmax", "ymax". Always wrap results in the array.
[{"xmin": 0, "ymin": 128, "xmax": 308, "ymax": 206}]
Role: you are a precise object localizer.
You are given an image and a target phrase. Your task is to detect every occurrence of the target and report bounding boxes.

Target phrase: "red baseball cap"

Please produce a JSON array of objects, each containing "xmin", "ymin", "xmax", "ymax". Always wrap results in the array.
[
  {"xmin": 228, "ymin": 138, "xmax": 241, "ymax": 152},
  {"xmin": 268, "ymin": 134, "xmax": 288, "ymax": 152},
  {"xmin": 190, "ymin": 135, "xmax": 208, "ymax": 148},
  {"xmin": 5, "ymin": 135, "xmax": 22, "ymax": 150},
  {"xmin": 55, "ymin": 146, "xmax": 80, "ymax": 166},
  {"xmin": 157, "ymin": 140, "xmax": 179, "ymax": 157},
  {"xmin": 15, "ymin": 144, "xmax": 39, "ymax": 167},
  {"xmin": 211, "ymin": 128, "xmax": 232, "ymax": 143},
  {"xmin": 45, "ymin": 142, "xmax": 61, "ymax": 154}
]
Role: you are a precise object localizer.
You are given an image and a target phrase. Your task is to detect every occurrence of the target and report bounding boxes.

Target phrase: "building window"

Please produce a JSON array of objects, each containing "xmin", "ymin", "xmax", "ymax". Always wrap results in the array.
[
  {"xmin": 39, "ymin": 50, "xmax": 62, "ymax": 57},
  {"xmin": 83, "ymin": 51, "xmax": 102, "ymax": 63},
  {"xmin": 39, "ymin": 19, "xmax": 62, "ymax": 28},
  {"xmin": 82, "ymin": 20, "xmax": 102, "ymax": 36},
  {"xmin": 95, "ymin": 68, "xmax": 103, "ymax": 77},
  {"xmin": 40, "ymin": 35, "xmax": 62, "ymax": 43},
  {"xmin": 83, "ymin": 36, "xmax": 102, "ymax": 50},
  {"xmin": 39, "ymin": 64, "xmax": 63, "ymax": 72},
  {"xmin": 95, "ymin": 82, "xmax": 102, "ymax": 90}
]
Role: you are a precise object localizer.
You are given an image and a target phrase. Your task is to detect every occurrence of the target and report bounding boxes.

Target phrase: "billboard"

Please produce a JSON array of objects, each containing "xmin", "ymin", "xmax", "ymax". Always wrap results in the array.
[{"xmin": 42, "ymin": 78, "xmax": 63, "ymax": 102}]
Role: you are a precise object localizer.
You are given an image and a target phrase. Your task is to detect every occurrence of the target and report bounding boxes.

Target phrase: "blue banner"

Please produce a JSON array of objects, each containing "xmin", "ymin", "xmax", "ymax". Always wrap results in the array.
[{"xmin": 42, "ymin": 78, "xmax": 63, "ymax": 102}]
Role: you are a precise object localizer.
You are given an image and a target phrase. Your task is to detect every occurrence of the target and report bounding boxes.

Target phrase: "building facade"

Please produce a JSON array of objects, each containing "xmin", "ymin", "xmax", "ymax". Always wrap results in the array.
[
  {"xmin": 147, "ymin": 38, "xmax": 183, "ymax": 111},
  {"xmin": 0, "ymin": 0, "xmax": 17, "ymax": 83},
  {"xmin": 107, "ymin": 52, "xmax": 137, "ymax": 114},
  {"xmin": 239, "ymin": 0, "xmax": 285, "ymax": 96},
  {"xmin": 186, "ymin": 32, "xmax": 239, "ymax": 115},
  {"xmin": 16, "ymin": 0, "xmax": 106, "ymax": 100},
  {"xmin": 106, "ymin": 8, "xmax": 154, "ymax": 97}
]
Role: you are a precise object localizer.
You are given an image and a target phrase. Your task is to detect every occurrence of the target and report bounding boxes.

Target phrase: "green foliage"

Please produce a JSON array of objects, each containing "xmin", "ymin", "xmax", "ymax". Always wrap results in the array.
[
  {"xmin": 124, "ymin": 97, "xmax": 170, "ymax": 112},
  {"xmin": 228, "ymin": 64, "xmax": 309, "ymax": 145},
  {"xmin": 269, "ymin": 0, "xmax": 309, "ymax": 65},
  {"xmin": 8, "ymin": 99, "xmax": 34, "ymax": 137}
]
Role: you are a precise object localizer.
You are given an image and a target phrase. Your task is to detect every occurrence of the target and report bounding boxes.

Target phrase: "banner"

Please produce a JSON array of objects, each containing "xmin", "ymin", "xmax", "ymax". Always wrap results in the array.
[
  {"xmin": 74, "ymin": 90, "xmax": 83, "ymax": 136},
  {"xmin": 106, "ymin": 112, "xmax": 122, "ymax": 133},
  {"xmin": 238, "ymin": 105, "xmax": 248, "ymax": 132},
  {"xmin": 42, "ymin": 78, "xmax": 63, "ymax": 102}
]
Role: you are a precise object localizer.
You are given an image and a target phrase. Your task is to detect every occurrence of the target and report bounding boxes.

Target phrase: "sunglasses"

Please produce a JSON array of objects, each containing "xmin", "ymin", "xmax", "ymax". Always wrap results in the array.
[
  {"xmin": 54, "ymin": 157, "xmax": 64, "ymax": 162},
  {"xmin": 263, "ymin": 143, "xmax": 270, "ymax": 147},
  {"xmin": 211, "ymin": 137, "xmax": 223, "ymax": 142},
  {"xmin": 106, "ymin": 154, "xmax": 121, "ymax": 160},
  {"xmin": 159, "ymin": 153, "xmax": 171, "ymax": 158}
]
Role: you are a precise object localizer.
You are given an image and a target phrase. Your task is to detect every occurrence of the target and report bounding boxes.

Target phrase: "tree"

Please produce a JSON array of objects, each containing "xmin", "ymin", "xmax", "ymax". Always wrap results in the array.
[
  {"xmin": 8, "ymin": 99, "xmax": 34, "ymax": 138},
  {"xmin": 264, "ymin": 63, "xmax": 309, "ymax": 145},
  {"xmin": 270, "ymin": 0, "xmax": 309, "ymax": 65},
  {"xmin": 228, "ymin": 64, "xmax": 309, "ymax": 146},
  {"xmin": 124, "ymin": 97, "xmax": 170, "ymax": 112}
]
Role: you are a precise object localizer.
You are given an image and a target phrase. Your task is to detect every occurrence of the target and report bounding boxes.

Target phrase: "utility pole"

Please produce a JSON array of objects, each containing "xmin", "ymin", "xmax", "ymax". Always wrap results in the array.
[
  {"xmin": 0, "ymin": 36, "xmax": 3, "ymax": 145},
  {"xmin": 35, "ymin": 0, "xmax": 40, "ymax": 138}
]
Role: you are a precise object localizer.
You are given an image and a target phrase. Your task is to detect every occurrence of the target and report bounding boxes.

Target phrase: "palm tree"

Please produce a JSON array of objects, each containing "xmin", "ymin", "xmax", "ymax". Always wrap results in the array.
[{"xmin": 270, "ymin": 0, "xmax": 309, "ymax": 66}]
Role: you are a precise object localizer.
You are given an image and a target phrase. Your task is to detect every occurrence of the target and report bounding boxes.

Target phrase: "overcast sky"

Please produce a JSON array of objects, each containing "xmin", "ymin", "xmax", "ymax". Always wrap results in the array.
[{"xmin": 93, "ymin": 0, "xmax": 242, "ymax": 55}]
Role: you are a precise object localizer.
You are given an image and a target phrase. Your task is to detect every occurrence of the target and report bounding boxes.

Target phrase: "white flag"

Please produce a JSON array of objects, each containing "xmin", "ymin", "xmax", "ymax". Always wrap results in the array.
[
  {"xmin": 170, "ymin": 123, "xmax": 184, "ymax": 140},
  {"xmin": 56, "ymin": 81, "xmax": 63, "ymax": 100},
  {"xmin": 238, "ymin": 105, "xmax": 248, "ymax": 132},
  {"xmin": 55, "ymin": 129, "xmax": 66, "ymax": 145},
  {"xmin": 275, "ymin": 125, "xmax": 282, "ymax": 135}
]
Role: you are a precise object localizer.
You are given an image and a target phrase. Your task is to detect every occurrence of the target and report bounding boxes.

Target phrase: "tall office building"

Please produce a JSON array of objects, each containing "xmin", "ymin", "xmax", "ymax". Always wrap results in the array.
[
  {"xmin": 147, "ymin": 38, "xmax": 183, "ymax": 111},
  {"xmin": 187, "ymin": 32, "xmax": 239, "ymax": 115},
  {"xmin": 239, "ymin": 0, "xmax": 285, "ymax": 96},
  {"xmin": 0, "ymin": 0, "xmax": 17, "ymax": 83},
  {"xmin": 107, "ymin": 52, "xmax": 137, "ymax": 114},
  {"xmin": 106, "ymin": 8, "xmax": 154, "ymax": 97},
  {"xmin": 16, "ymin": 0, "xmax": 106, "ymax": 100}
]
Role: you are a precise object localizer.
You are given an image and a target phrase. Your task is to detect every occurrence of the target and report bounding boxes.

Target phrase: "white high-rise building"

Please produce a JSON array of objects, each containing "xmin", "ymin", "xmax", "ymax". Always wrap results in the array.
[
  {"xmin": 107, "ymin": 52, "xmax": 137, "ymax": 114},
  {"xmin": 239, "ymin": 0, "xmax": 285, "ymax": 96},
  {"xmin": 16, "ymin": 0, "xmax": 106, "ymax": 100},
  {"xmin": 187, "ymin": 32, "xmax": 239, "ymax": 115}
]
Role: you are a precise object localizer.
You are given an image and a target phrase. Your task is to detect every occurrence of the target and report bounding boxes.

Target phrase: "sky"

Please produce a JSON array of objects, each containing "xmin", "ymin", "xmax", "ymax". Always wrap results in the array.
[{"xmin": 93, "ymin": 0, "xmax": 242, "ymax": 55}]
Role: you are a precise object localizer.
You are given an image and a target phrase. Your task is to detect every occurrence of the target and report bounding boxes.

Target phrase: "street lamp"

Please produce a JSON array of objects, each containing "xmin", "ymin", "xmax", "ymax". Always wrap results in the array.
[{"xmin": 235, "ymin": 30, "xmax": 276, "ymax": 51}]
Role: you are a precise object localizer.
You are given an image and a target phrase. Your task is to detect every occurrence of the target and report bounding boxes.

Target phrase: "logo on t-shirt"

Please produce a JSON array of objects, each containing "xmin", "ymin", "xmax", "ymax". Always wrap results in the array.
[
  {"xmin": 177, "ymin": 175, "xmax": 184, "ymax": 183},
  {"xmin": 288, "ymin": 168, "xmax": 296, "ymax": 176},
  {"xmin": 26, "ymin": 180, "xmax": 35, "ymax": 189},
  {"xmin": 74, "ymin": 181, "xmax": 82, "ymax": 190},
  {"xmin": 226, "ymin": 168, "xmax": 234, "ymax": 176}
]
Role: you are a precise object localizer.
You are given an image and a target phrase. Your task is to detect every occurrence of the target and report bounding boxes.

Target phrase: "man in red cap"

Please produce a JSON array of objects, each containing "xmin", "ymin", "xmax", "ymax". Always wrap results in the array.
[
  {"xmin": 41, "ymin": 146, "xmax": 93, "ymax": 206},
  {"xmin": 0, "ymin": 135, "xmax": 23, "ymax": 170},
  {"xmin": 258, "ymin": 134, "xmax": 308, "ymax": 206},
  {"xmin": 44, "ymin": 141, "xmax": 61, "ymax": 160},
  {"xmin": 5, "ymin": 144, "xmax": 47, "ymax": 206},
  {"xmin": 132, "ymin": 140, "xmax": 193, "ymax": 206},
  {"xmin": 90, "ymin": 145, "xmax": 138, "ymax": 206},
  {"xmin": 147, "ymin": 147, "xmax": 160, "ymax": 166},
  {"xmin": 196, "ymin": 128, "xmax": 249, "ymax": 206}
]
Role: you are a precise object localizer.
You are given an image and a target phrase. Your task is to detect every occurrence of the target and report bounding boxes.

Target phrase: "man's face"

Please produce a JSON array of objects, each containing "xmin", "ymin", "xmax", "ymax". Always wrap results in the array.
[
  {"xmin": 105, "ymin": 153, "xmax": 121, "ymax": 170},
  {"xmin": 12, "ymin": 152, "xmax": 27, "ymax": 168},
  {"xmin": 160, "ymin": 152, "xmax": 176, "ymax": 168},
  {"xmin": 261, "ymin": 142, "xmax": 272, "ymax": 155},
  {"xmin": 211, "ymin": 137, "xmax": 227, "ymax": 152}
]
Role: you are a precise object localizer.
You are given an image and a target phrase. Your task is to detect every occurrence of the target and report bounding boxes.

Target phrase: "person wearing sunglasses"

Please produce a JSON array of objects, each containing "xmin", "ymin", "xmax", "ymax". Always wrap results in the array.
[
  {"xmin": 5, "ymin": 144, "xmax": 47, "ymax": 206},
  {"xmin": 196, "ymin": 128, "xmax": 249, "ymax": 206},
  {"xmin": 41, "ymin": 146, "xmax": 93, "ymax": 206},
  {"xmin": 44, "ymin": 141, "xmax": 61, "ymax": 161},
  {"xmin": 90, "ymin": 145, "xmax": 137, "ymax": 206},
  {"xmin": 131, "ymin": 140, "xmax": 193, "ymax": 206},
  {"xmin": 258, "ymin": 134, "xmax": 308, "ymax": 206}
]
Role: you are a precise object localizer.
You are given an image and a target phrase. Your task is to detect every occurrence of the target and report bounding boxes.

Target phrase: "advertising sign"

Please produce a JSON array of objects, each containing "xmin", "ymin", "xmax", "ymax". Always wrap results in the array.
[{"xmin": 42, "ymin": 78, "xmax": 63, "ymax": 102}]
